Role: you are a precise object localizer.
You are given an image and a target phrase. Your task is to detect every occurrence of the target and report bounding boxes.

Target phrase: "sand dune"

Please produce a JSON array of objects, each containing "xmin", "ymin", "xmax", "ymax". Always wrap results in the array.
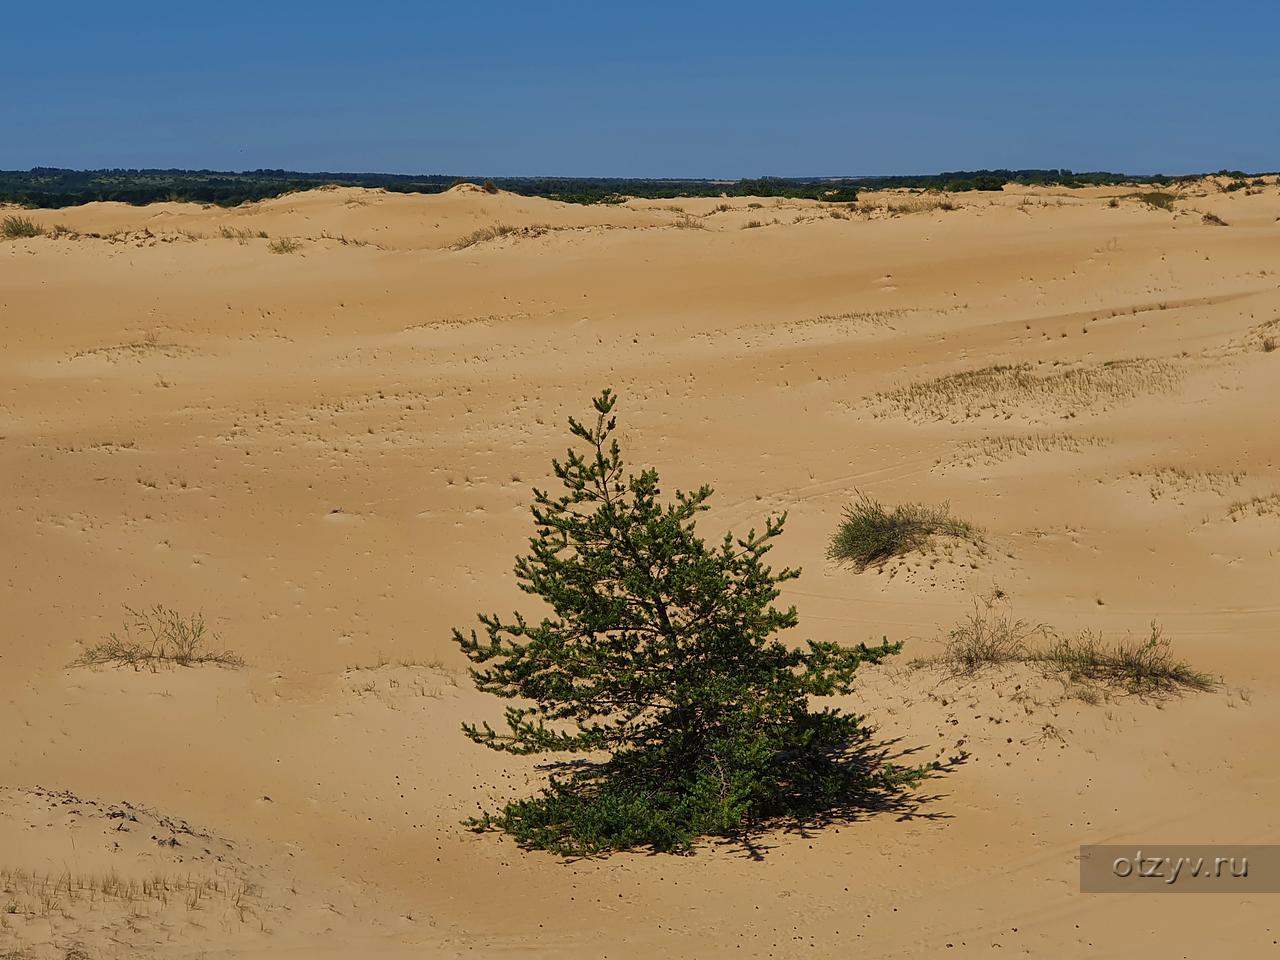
[{"xmin": 2, "ymin": 179, "xmax": 1279, "ymax": 958}]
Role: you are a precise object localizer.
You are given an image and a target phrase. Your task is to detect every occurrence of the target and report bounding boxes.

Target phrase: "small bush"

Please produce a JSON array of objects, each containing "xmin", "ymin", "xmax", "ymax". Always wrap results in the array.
[
  {"xmin": 1134, "ymin": 191, "xmax": 1177, "ymax": 210},
  {"xmin": 1202, "ymin": 212, "xmax": 1229, "ymax": 226},
  {"xmin": 482, "ymin": 179, "xmax": 499, "ymax": 194},
  {"xmin": 1263, "ymin": 336, "xmax": 1277, "ymax": 353},
  {"xmin": 268, "ymin": 237, "xmax": 302, "ymax": 254},
  {"xmin": 75, "ymin": 605, "xmax": 243, "ymax": 671},
  {"xmin": 827, "ymin": 494, "xmax": 982, "ymax": 570},
  {"xmin": 1, "ymin": 215, "xmax": 44, "ymax": 239},
  {"xmin": 742, "ymin": 219, "xmax": 763, "ymax": 229}
]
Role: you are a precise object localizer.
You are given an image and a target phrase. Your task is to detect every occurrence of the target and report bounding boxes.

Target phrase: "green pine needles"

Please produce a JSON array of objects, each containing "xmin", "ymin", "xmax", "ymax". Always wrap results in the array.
[{"xmin": 454, "ymin": 389, "xmax": 925, "ymax": 854}]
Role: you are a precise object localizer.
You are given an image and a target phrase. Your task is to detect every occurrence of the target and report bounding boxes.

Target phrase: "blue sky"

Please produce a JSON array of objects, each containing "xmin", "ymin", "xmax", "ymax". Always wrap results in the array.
[{"xmin": 3, "ymin": 0, "xmax": 1276, "ymax": 177}]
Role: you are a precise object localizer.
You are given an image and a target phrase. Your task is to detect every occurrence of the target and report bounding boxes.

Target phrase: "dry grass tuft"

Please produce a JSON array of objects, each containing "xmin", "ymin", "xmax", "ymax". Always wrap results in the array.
[
  {"xmin": 1226, "ymin": 494, "xmax": 1280, "ymax": 522},
  {"xmin": 451, "ymin": 223, "xmax": 551, "ymax": 249},
  {"xmin": 1133, "ymin": 467, "xmax": 1244, "ymax": 501},
  {"xmin": 219, "ymin": 225, "xmax": 268, "ymax": 241},
  {"xmin": 0, "ymin": 866, "xmax": 253, "ymax": 920},
  {"xmin": 268, "ymin": 237, "xmax": 302, "ymax": 254},
  {"xmin": 671, "ymin": 214, "xmax": 705, "ymax": 230},
  {"xmin": 946, "ymin": 432, "xmax": 1108, "ymax": 467},
  {"xmin": 923, "ymin": 593, "xmax": 1214, "ymax": 698},
  {"xmin": 74, "ymin": 606, "xmax": 243, "ymax": 670}
]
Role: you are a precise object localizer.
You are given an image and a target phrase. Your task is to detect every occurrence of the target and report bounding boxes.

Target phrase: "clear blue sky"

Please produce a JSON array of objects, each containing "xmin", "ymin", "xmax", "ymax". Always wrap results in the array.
[{"xmin": 4, "ymin": 0, "xmax": 1276, "ymax": 177}]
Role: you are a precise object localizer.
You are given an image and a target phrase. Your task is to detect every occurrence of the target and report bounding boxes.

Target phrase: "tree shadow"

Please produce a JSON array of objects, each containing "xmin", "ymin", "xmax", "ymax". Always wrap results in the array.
[{"xmin": 711, "ymin": 734, "xmax": 965, "ymax": 861}]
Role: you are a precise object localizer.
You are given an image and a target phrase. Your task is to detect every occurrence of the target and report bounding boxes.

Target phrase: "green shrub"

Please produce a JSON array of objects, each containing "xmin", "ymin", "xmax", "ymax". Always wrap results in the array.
[
  {"xmin": 827, "ymin": 495, "xmax": 981, "ymax": 570},
  {"xmin": 454, "ymin": 390, "xmax": 925, "ymax": 854},
  {"xmin": 1134, "ymin": 191, "xmax": 1177, "ymax": 210},
  {"xmin": 1, "ymin": 215, "xmax": 44, "ymax": 239}
]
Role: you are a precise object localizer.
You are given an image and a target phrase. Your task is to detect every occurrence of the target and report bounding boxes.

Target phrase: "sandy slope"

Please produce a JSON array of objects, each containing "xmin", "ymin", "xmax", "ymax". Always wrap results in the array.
[{"xmin": 2, "ymin": 180, "xmax": 1278, "ymax": 958}]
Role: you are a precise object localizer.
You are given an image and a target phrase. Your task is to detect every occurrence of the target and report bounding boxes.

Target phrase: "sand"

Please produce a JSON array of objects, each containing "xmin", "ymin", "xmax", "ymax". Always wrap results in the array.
[{"xmin": 2, "ymin": 178, "xmax": 1278, "ymax": 958}]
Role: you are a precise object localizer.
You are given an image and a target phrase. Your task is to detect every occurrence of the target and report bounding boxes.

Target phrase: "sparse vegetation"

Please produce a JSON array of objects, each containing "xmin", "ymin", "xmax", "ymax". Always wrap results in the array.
[
  {"xmin": 1038, "ymin": 624, "xmax": 1215, "ymax": 695},
  {"xmin": 1133, "ymin": 191, "xmax": 1177, "ymax": 210},
  {"xmin": 869, "ymin": 359, "xmax": 1184, "ymax": 422},
  {"xmin": 925, "ymin": 593, "xmax": 1214, "ymax": 697},
  {"xmin": 1132, "ymin": 466, "xmax": 1244, "ymax": 501},
  {"xmin": 1, "ymin": 215, "xmax": 43, "ymax": 239},
  {"xmin": 945, "ymin": 432, "xmax": 1108, "ymax": 467},
  {"xmin": 1202, "ymin": 212, "xmax": 1229, "ymax": 226},
  {"xmin": 219, "ymin": 225, "xmax": 267, "ymax": 240},
  {"xmin": 0, "ymin": 866, "xmax": 252, "ymax": 920},
  {"xmin": 742, "ymin": 219, "xmax": 764, "ymax": 229},
  {"xmin": 268, "ymin": 236, "xmax": 302, "ymax": 254},
  {"xmin": 1226, "ymin": 494, "xmax": 1280, "ymax": 521},
  {"xmin": 74, "ymin": 606, "xmax": 243, "ymax": 670},
  {"xmin": 454, "ymin": 390, "xmax": 925, "ymax": 854},
  {"xmin": 827, "ymin": 494, "xmax": 982, "ymax": 570},
  {"xmin": 449, "ymin": 223, "xmax": 554, "ymax": 249}
]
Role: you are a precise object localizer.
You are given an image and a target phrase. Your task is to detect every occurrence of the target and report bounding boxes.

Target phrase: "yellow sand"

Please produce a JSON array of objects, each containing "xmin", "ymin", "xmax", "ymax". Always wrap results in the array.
[{"xmin": 2, "ymin": 178, "xmax": 1278, "ymax": 957}]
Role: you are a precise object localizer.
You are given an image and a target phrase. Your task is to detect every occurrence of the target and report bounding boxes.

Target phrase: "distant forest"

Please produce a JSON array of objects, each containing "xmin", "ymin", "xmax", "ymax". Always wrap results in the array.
[{"xmin": 0, "ymin": 167, "xmax": 1258, "ymax": 209}]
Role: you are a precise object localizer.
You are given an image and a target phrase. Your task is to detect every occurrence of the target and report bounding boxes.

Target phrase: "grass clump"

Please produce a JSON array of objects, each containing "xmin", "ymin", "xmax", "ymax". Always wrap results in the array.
[
  {"xmin": 1226, "ymin": 493, "xmax": 1280, "ymax": 521},
  {"xmin": 1133, "ymin": 191, "xmax": 1177, "ymax": 210},
  {"xmin": 672, "ymin": 213, "xmax": 705, "ymax": 229},
  {"xmin": 75, "ymin": 605, "xmax": 243, "ymax": 670},
  {"xmin": 931, "ymin": 594, "xmax": 1044, "ymax": 674},
  {"xmin": 928, "ymin": 593, "xmax": 1214, "ymax": 698},
  {"xmin": 869, "ymin": 358, "xmax": 1183, "ymax": 422},
  {"xmin": 451, "ymin": 223, "xmax": 520, "ymax": 249},
  {"xmin": 827, "ymin": 494, "xmax": 982, "ymax": 570},
  {"xmin": 1, "ymin": 215, "xmax": 44, "ymax": 239},
  {"xmin": 1038, "ymin": 624, "xmax": 1214, "ymax": 695},
  {"xmin": 267, "ymin": 237, "xmax": 302, "ymax": 254},
  {"xmin": 219, "ymin": 225, "xmax": 268, "ymax": 240}
]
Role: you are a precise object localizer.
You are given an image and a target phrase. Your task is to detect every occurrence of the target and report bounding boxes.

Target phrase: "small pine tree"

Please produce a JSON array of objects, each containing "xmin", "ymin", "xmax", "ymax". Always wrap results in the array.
[{"xmin": 455, "ymin": 390, "xmax": 922, "ymax": 854}]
